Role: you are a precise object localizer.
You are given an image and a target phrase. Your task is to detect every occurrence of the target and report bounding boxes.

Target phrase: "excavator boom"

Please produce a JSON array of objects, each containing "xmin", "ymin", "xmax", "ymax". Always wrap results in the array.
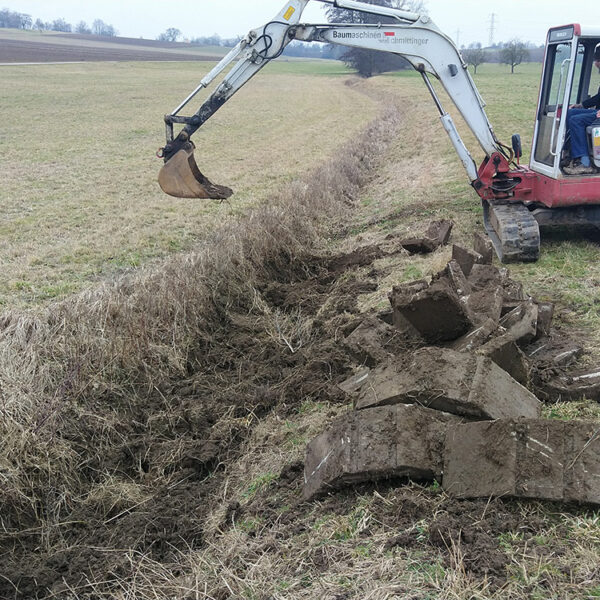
[{"xmin": 158, "ymin": 0, "xmax": 506, "ymax": 200}]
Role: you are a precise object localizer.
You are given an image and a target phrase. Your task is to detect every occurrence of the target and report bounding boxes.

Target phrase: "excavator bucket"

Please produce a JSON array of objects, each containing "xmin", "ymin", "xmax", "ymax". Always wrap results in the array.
[{"xmin": 158, "ymin": 144, "xmax": 233, "ymax": 200}]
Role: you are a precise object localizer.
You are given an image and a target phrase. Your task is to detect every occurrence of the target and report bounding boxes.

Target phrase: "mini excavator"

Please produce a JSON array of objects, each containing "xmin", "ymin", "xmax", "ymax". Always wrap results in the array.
[{"xmin": 157, "ymin": 0, "xmax": 600, "ymax": 263}]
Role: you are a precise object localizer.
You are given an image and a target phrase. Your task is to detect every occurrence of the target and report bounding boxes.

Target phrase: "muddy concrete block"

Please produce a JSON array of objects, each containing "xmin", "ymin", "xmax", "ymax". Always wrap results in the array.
[
  {"xmin": 399, "ymin": 237, "xmax": 438, "ymax": 254},
  {"xmin": 565, "ymin": 421, "xmax": 600, "ymax": 504},
  {"xmin": 443, "ymin": 420, "xmax": 518, "ymax": 498},
  {"xmin": 501, "ymin": 276, "xmax": 526, "ymax": 304},
  {"xmin": 452, "ymin": 245, "xmax": 484, "ymax": 277},
  {"xmin": 451, "ymin": 318, "xmax": 498, "ymax": 352},
  {"xmin": 356, "ymin": 347, "xmax": 540, "ymax": 420},
  {"xmin": 467, "ymin": 263, "xmax": 503, "ymax": 290},
  {"xmin": 343, "ymin": 316, "xmax": 397, "ymax": 367},
  {"xmin": 389, "ymin": 280, "xmax": 473, "ymax": 343},
  {"xmin": 477, "ymin": 303, "xmax": 537, "ymax": 384},
  {"xmin": 542, "ymin": 369, "xmax": 600, "ymax": 402},
  {"xmin": 534, "ymin": 301, "xmax": 554, "ymax": 339},
  {"xmin": 303, "ymin": 405, "xmax": 459, "ymax": 500},
  {"xmin": 478, "ymin": 337, "xmax": 529, "ymax": 386},
  {"xmin": 338, "ymin": 367, "xmax": 370, "ymax": 395},
  {"xmin": 552, "ymin": 346, "xmax": 583, "ymax": 366},
  {"xmin": 473, "ymin": 232, "xmax": 494, "ymax": 264},
  {"xmin": 499, "ymin": 300, "xmax": 538, "ymax": 346},
  {"xmin": 399, "ymin": 221, "xmax": 454, "ymax": 254},
  {"xmin": 445, "ymin": 259, "xmax": 471, "ymax": 296},
  {"xmin": 467, "ymin": 286, "xmax": 504, "ymax": 324},
  {"xmin": 443, "ymin": 419, "xmax": 600, "ymax": 504},
  {"xmin": 426, "ymin": 220, "xmax": 454, "ymax": 247}
]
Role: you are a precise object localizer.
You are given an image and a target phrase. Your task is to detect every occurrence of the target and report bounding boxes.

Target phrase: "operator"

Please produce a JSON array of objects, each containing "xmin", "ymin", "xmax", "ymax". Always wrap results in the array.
[{"xmin": 564, "ymin": 46, "xmax": 600, "ymax": 175}]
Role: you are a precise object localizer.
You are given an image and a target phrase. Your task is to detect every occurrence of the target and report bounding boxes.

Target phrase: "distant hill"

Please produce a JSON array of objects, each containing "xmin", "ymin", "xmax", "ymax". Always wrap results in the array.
[{"xmin": 0, "ymin": 28, "xmax": 228, "ymax": 63}]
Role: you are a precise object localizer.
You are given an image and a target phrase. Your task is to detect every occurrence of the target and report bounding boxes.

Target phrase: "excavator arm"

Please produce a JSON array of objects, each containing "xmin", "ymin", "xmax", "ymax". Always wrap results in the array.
[{"xmin": 158, "ymin": 0, "xmax": 508, "ymax": 199}]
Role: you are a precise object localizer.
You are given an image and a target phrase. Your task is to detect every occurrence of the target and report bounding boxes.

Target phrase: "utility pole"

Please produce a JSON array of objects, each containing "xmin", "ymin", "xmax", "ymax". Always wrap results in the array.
[
  {"xmin": 455, "ymin": 28, "xmax": 460, "ymax": 47},
  {"xmin": 488, "ymin": 13, "xmax": 496, "ymax": 47}
]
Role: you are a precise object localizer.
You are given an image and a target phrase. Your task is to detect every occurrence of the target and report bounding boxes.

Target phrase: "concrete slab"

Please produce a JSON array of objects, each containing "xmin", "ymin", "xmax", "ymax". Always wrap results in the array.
[
  {"xmin": 445, "ymin": 259, "xmax": 471, "ymax": 297},
  {"xmin": 473, "ymin": 232, "xmax": 494, "ymax": 265},
  {"xmin": 452, "ymin": 245, "xmax": 484, "ymax": 277},
  {"xmin": 398, "ymin": 221, "xmax": 454, "ymax": 254},
  {"xmin": 535, "ymin": 301, "xmax": 554, "ymax": 339},
  {"xmin": 426, "ymin": 220, "xmax": 454, "ymax": 247},
  {"xmin": 498, "ymin": 300, "xmax": 538, "ymax": 346},
  {"xmin": 389, "ymin": 280, "xmax": 473, "ymax": 343},
  {"xmin": 443, "ymin": 419, "xmax": 600, "ymax": 504},
  {"xmin": 355, "ymin": 347, "xmax": 541, "ymax": 420},
  {"xmin": 478, "ymin": 337, "xmax": 529, "ymax": 386},
  {"xmin": 542, "ymin": 369, "xmax": 600, "ymax": 402},
  {"xmin": 338, "ymin": 367, "xmax": 370, "ymax": 395},
  {"xmin": 303, "ymin": 404, "xmax": 459, "ymax": 500},
  {"xmin": 399, "ymin": 237, "xmax": 438, "ymax": 254},
  {"xmin": 343, "ymin": 316, "xmax": 398, "ymax": 367},
  {"xmin": 451, "ymin": 318, "xmax": 498, "ymax": 352}
]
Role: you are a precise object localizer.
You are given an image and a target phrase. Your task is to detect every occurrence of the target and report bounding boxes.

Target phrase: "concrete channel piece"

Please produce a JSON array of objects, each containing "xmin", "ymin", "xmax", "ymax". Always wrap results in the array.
[
  {"xmin": 355, "ymin": 347, "xmax": 541, "ymax": 420},
  {"xmin": 303, "ymin": 404, "xmax": 460, "ymax": 500},
  {"xmin": 443, "ymin": 419, "xmax": 600, "ymax": 504},
  {"xmin": 389, "ymin": 279, "xmax": 473, "ymax": 343}
]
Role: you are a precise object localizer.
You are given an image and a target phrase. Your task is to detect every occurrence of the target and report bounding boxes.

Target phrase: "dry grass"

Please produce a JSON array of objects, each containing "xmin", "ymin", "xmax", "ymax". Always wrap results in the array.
[{"xmin": 0, "ymin": 93, "xmax": 401, "ymax": 597}]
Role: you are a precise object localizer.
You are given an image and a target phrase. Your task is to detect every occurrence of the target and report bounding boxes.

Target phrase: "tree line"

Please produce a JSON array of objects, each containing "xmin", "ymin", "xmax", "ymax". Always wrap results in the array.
[{"xmin": 0, "ymin": 8, "xmax": 117, "ymax": 36}]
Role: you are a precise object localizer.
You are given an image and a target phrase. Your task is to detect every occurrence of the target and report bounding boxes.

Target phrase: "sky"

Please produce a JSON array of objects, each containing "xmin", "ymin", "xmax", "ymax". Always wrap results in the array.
[{"xmin": 3, "ymin": 0, "xmax": 597, "ymax": 47}]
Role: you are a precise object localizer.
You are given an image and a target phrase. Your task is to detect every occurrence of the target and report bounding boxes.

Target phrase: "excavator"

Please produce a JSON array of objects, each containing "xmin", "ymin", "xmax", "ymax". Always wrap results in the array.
[{"xmin": 157, "ymin": 0, "xmax": 600, "ymax": 263}]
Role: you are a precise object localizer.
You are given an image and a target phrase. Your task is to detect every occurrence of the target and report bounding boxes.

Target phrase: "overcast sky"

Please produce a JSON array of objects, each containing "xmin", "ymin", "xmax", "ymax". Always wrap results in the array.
[{"xmin": 3, "ymin": 0, "xmax": 597, "ymax": 47}]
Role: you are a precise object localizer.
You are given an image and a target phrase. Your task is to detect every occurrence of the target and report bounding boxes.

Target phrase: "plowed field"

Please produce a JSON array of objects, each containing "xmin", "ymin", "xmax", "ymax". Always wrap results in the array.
[{"xmin": 0, "ymin": 29, "xmax": 223, "ymax": 63}]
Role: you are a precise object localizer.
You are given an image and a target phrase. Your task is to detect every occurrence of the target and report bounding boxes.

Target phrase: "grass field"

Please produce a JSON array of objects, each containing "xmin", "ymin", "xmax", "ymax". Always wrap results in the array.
[
  {"xmin": 2, "ymin": 57, "xmax": 600, "ymax": 599},
  {"xmin": 0, "ymin": 59, "xmax": 375, "ymax": 307}
]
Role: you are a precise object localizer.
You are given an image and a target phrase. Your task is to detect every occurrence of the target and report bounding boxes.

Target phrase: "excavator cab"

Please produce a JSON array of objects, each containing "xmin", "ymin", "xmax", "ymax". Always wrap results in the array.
[{"xmin": 531, "ymin": 26, "xmax": 600, "ymax": 177}]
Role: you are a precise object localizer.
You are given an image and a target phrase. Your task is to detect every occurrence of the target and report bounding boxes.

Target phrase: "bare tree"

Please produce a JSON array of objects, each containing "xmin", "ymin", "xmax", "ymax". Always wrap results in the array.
[
  {"xmin": 0, "ymin": 9, "xmax": 31, "ymax": 29},
  {"xmin": 326, "ymin": 0, "xmax": 425, "ymax": 78},
  {"xmin": 76, "ymin": 21, "xmax": 92, "ymax": 34},
  {"xmin": 19, "ymin": 13, "xmax": 32, "ymax": 29},
  {"xmin": 92, "ymin": 19, "xmax": 117, "ymax": 37},
  {"xmin": 158, "ymin": 28, "xmax": 182, "ymax": 43},
  {"xmin": 501, "ymin": 39, "xmax": 529, "ymax": 73},
  {"xmin": 462, "ymin": 45, "xmax": 486, "ymax": 74},
  {"xmin": 51, "ymin": 18, "xmax": 72, "ymax": 33}
]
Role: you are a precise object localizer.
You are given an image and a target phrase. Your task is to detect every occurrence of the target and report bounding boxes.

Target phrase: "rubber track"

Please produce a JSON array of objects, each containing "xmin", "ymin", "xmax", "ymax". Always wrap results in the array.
[{"xmin": 482, "ymin": 201, "xmax": 540, "ymax": 263}]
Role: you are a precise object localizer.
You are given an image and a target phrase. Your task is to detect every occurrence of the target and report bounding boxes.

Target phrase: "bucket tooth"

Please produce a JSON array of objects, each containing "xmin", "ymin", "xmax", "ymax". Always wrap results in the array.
[{"xmin": 158, "ymin": 145, "xmax": 233, "ymax": 200}]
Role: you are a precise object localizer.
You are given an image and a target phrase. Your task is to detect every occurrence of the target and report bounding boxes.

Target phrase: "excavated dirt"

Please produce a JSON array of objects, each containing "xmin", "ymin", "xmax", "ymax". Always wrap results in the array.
[{"xmin": 1, "ymin": 238, "xmax": 596, "ymax": 598}]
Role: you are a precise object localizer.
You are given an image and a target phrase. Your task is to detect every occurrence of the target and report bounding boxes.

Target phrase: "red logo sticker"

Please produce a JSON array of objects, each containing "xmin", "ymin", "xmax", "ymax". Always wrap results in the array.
[{"xmin": 384, "ymin": 31, "xmax": 395, "ymax": 37}]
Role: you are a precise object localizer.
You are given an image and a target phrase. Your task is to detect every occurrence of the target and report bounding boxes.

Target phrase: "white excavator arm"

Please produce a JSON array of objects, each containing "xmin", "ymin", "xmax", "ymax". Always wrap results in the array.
[{"xmin": 158, "ymin": 0, "xmax": 507, "ymax": 199}]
